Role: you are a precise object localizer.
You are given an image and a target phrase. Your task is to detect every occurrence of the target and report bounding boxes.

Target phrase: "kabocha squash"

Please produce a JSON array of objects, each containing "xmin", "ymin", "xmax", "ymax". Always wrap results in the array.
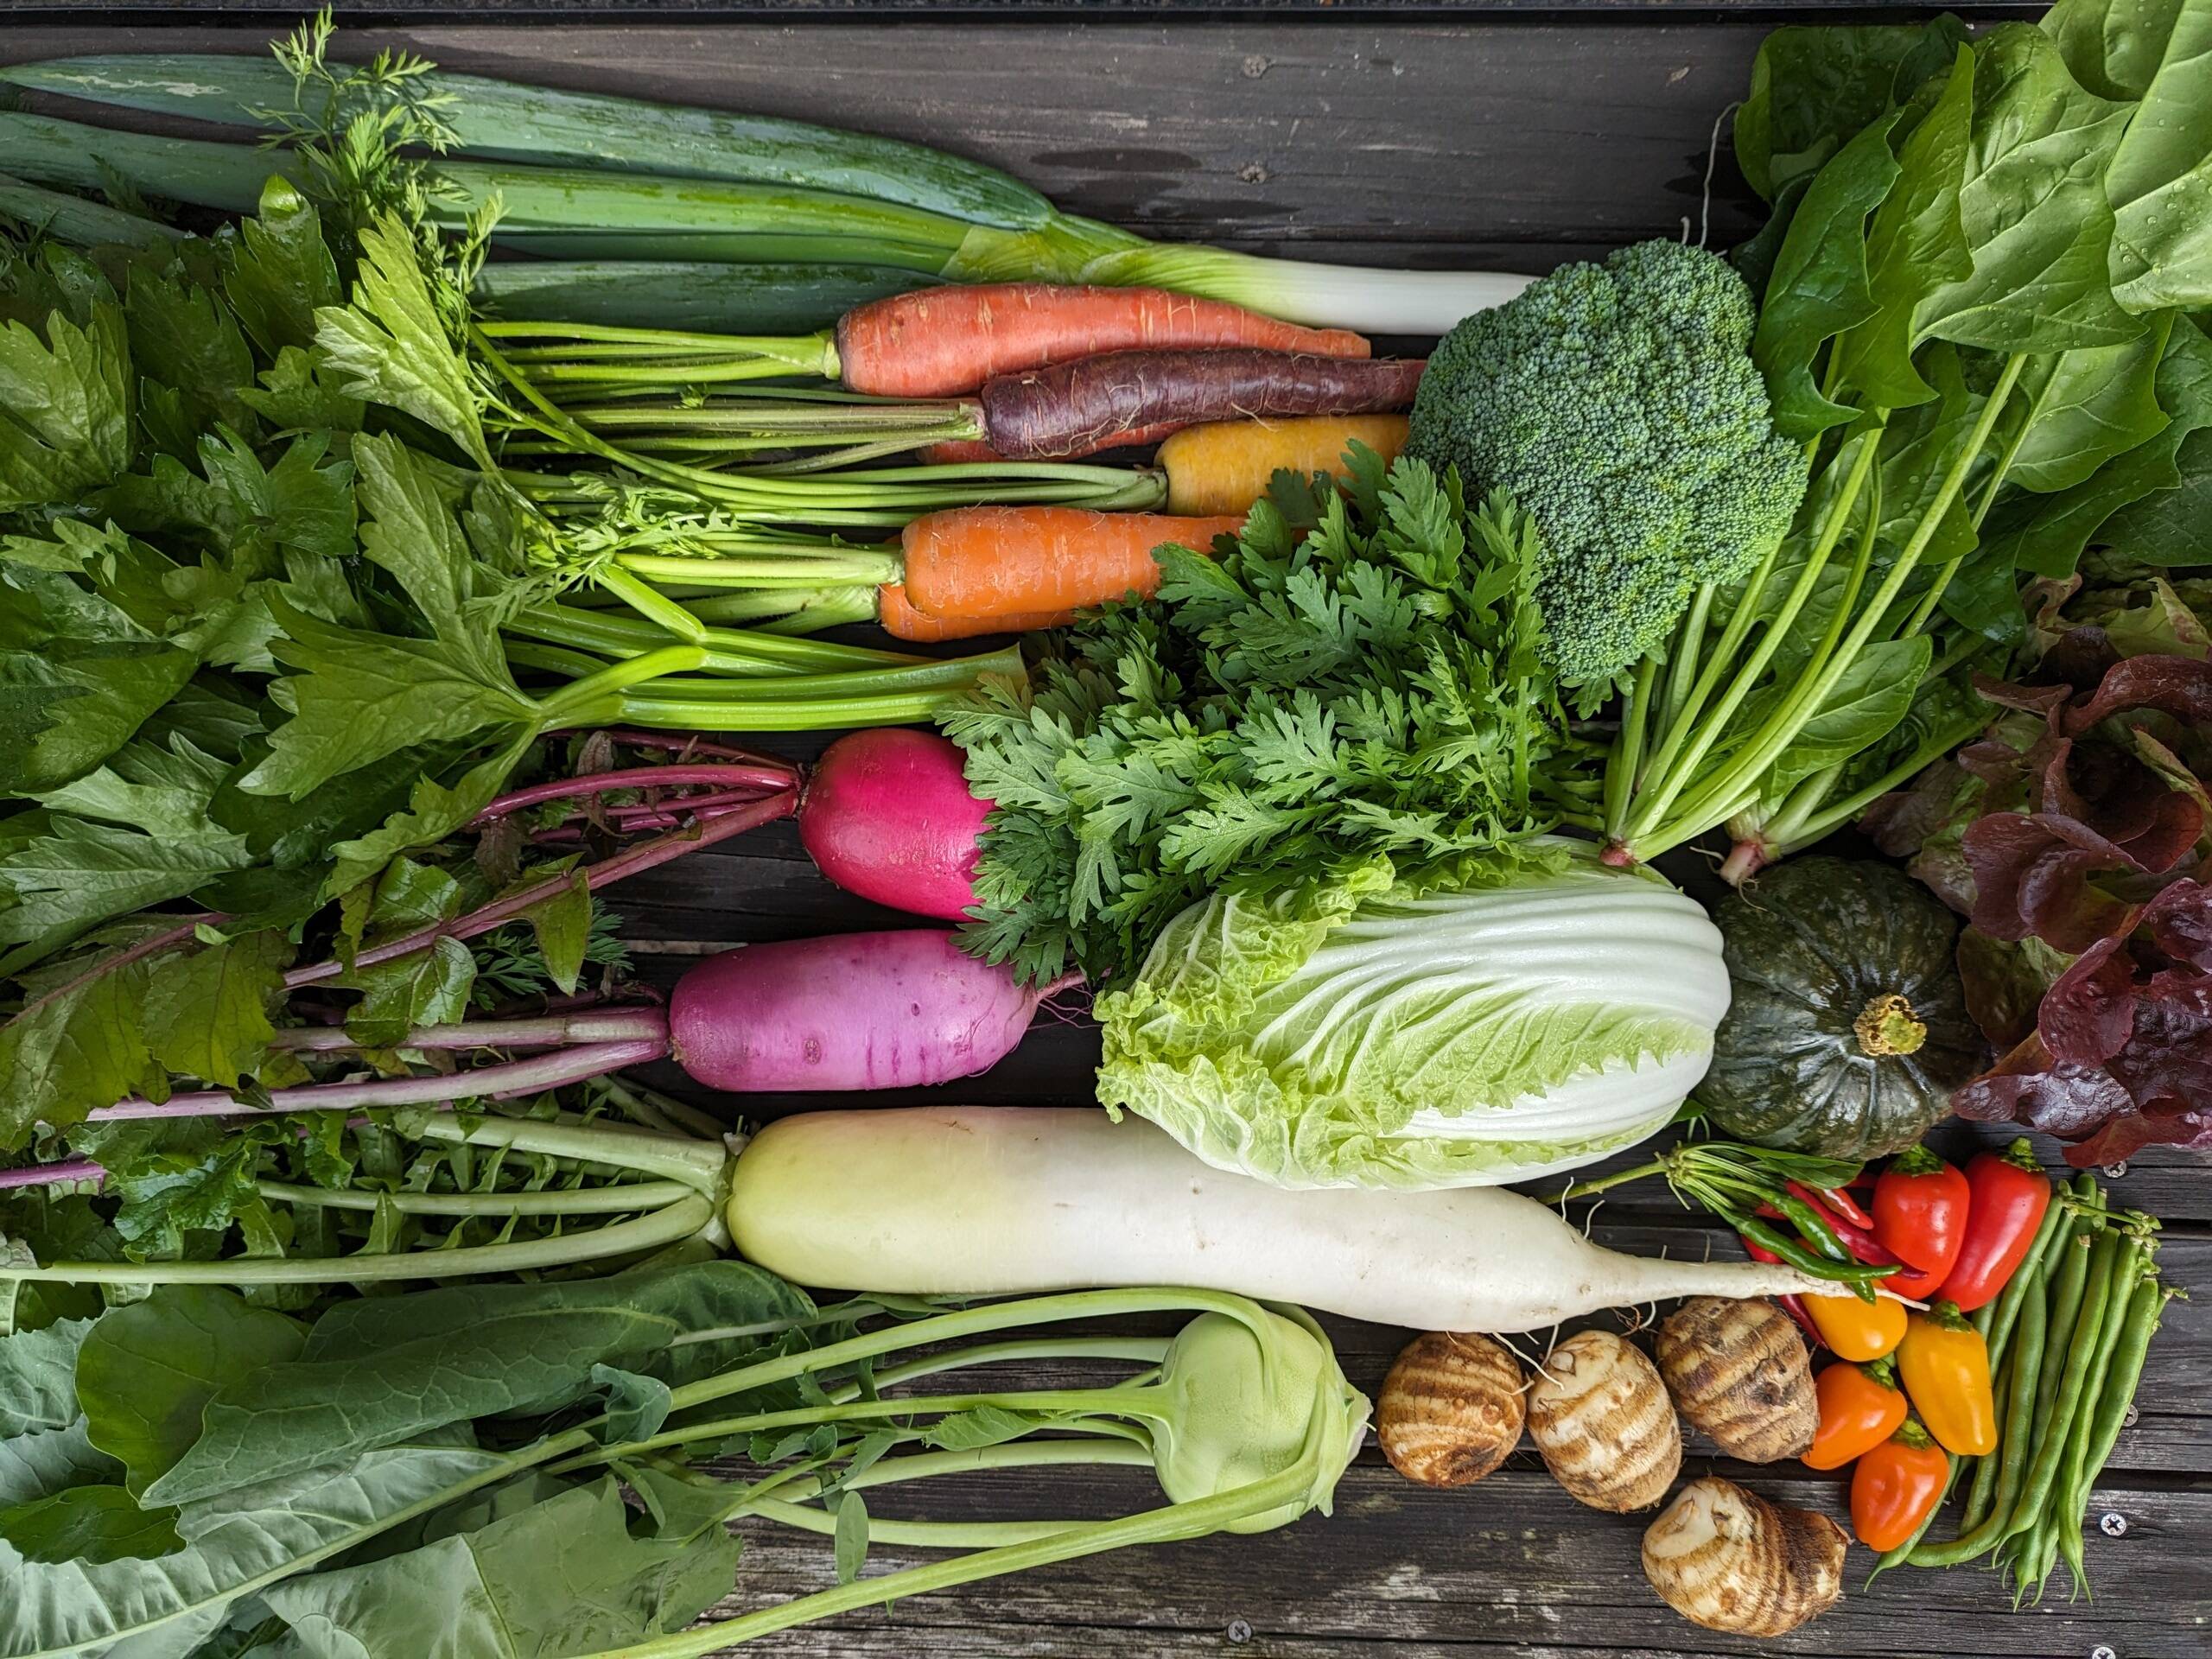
[{"xmin": 1701, "ymin": 858, "xmax": 1982, "ymax": 1160}]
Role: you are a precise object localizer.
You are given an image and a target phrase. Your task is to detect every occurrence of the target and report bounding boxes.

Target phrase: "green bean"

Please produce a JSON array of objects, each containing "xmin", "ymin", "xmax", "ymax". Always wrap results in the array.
[
  {"xmin": 2030, "ymin": 1191, "xmax": 2101, "ymax": 1432},
  {"xmin": 1910, "ymin": 1216, "xmax": 2055, "ymax": 1566},
  {"xmin": 1983, "ymin": 1189, "xmax": 2071, "ymax": 1378},
  {"xmin": 2052, "ymin": 1236, "xmax": 2152, "ymax": 1599},
  {"xmin": 2003, "ymin": 1226, "xmax": 2123, "ymax": 1543}
]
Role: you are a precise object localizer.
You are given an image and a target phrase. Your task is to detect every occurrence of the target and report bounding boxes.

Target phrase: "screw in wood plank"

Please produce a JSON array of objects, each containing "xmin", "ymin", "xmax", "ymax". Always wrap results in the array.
[
  {"xmin": 2124, "ymin": 1402, "xmax": 2139, "ymax": 1428},
  {"xmin": 2102, "ymin": 1161, "xmax": 2128, "ymax": 1179},
  {"xmin": 2100, "ymin": 1511, "xmax": 2128, "ymax": 1537},
  {"xmin": 1227, "ymin": 1618, "xmax": 1254, "ymax": 1644},
  {"xmin": 2090, "ymin": 1646, "xmax": 2119, "ymax": 1659}
]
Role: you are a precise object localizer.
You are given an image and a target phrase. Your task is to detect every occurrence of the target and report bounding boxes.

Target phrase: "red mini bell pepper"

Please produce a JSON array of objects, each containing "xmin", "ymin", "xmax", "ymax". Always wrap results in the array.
[
  {"xmin": 1873, "ymin": 1145, "xmax": 1970, "ymax": 1300},
  {"xmin": 1937, "ymin": 1139, "xmax": 2054, "ymax": 1313}
]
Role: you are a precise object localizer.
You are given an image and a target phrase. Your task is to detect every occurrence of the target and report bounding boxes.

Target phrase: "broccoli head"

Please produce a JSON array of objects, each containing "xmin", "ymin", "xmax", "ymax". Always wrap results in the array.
[{"xmin": 1407, "ymin": 239, "xmax": 1808, "ymax": 689}]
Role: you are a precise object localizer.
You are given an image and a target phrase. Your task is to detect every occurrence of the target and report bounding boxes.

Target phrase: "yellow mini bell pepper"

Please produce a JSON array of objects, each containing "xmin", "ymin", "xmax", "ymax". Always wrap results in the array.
[
  {"xmin": 1805, "ymin": 1288, "xmax": 1907, "ymax": 1362},
  {"xmin": 1896, "ymin": 1299, "xmax": 1998, "ymax": 1455}
]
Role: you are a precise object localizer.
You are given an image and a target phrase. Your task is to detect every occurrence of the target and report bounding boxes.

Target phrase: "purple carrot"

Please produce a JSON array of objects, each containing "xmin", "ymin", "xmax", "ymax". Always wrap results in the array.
[{"xmin": 979, "ymin": 350, "xmax": 1426, "ymax": 460}]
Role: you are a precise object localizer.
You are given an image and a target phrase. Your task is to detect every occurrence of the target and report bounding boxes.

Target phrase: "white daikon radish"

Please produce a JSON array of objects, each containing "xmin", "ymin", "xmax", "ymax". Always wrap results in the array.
[{"xmin": 728, "ymin": 1107, "xmax": 1833, "ymax": 1333}]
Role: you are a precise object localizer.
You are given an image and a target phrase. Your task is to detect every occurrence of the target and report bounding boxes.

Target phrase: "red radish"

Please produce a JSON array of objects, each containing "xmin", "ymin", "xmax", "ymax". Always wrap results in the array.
[
  {"xmin": 836, "ymin": 283, "xmax": 1370, "ymax": 398},
  {"xmin": 800, "ymin": 728, "xmax": 992, "ymax": 919},
  {"xmin": 671, "ymin": 928, "xmax": 1057, "ymax": 1091}
]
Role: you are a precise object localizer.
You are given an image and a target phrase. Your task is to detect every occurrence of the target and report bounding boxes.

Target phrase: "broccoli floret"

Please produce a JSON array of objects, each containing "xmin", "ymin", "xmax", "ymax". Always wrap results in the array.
[{"xmin": 1407, "ymin": 239, "xmax": 1808, "ymax": 689}]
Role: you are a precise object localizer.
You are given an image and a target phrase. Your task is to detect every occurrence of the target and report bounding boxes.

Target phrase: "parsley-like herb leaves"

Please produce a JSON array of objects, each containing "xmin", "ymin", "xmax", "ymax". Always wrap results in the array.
[{"xmin": 944, "ymin": 452, "xmax": 1599, "ymax": 986}]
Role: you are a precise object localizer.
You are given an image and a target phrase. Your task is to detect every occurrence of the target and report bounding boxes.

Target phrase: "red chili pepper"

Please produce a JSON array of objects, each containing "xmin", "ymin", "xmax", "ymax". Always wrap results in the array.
[
  {"xmin": 1936, "ymin": 1139, "xmax": 2055, "ymax": 1313},
  {"xmin": 1816, "ymin": 1184, "xmax": 1875, "ymax": 1230},
  {"xmin": 1872, "ymin": 1145, "xmax": 1971, "ymax": 1300},
  {"xmin": 1778, "ymin": 1185, "xmax": 1902, "ymax": 1274},
  {"xmin": 1739, "ymin": 1234, "xmax": 1822, "ymax": 1344}
]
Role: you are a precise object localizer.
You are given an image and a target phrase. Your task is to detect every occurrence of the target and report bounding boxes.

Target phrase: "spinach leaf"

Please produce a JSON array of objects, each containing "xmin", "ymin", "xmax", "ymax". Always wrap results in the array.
[
  {"xmin": 2045, "ymin": 0, "xmax": 2189, "ymax": 99},
  {"xmin": 257, "ymin": 1478, "xmax": 739, "ymax": 1659},
  {"xmin": 2107, "ymin": 0, "xmax": 2212, "ymax": 309},
  {"xmin": 1834, "ymin": 47, "xmax": 1977, "ymax": 409},
  {"xmin": 0, "ymin": 1445, "xmax": 506, "ymax": 1659},
  {"xmin": 1916, "ymin": 25, "xmax": 2142, "ymax": 352},
  {"xmin": 0, "ymin": 1316, "xmax": 96, "ymax": 1438},
  {"xmin": 1751, "ymin": 116, "xmax": 1902, "ymax": 438},
  {"xmin": 150, "ymin": 1263, "xmax": 810, "ymax": 1505},
  {"xmin": 76, "ymin": 1289, "xmax": 308, "ymax": 1498},
  {"xmin": 2007, "ymin": 314, "xmax": 2174, "ymax": 492},
  {"xmin": 1734, "ymin": 16, "xmax": 1969, "ymax": 201}
]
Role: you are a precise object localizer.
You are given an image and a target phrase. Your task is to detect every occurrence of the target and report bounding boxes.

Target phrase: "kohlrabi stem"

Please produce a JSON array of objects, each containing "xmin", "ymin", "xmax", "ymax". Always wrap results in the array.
[
  {"xmin": 254, "ymin": 1177, "xmax": 699, "ymax": 1217},
  {"xmin": 565, "ymin": 1388, "xmax": 1163, "ymax": 1471},
  {"xmin": 0, "ymin": 1193, "xmax": 717, "ymax": 1285},
  {"xmin": 663, "ymin": 1290, "xmax": 1280, "ymax": 1422},
  {"xmin": 586, "ymin": 1453, "xmax": 1324, "ymax": 1658},
  {"xmin": 285, "ymin": 788, "xmax": 797, "ymax": 989},
  {"xmin": 86, "ymin": 1035, "xmax": 670, "ymax": 1122},
  {"xmin": 746, "ymin": 1440, "xmax": 1160, "ymax": 1548}
]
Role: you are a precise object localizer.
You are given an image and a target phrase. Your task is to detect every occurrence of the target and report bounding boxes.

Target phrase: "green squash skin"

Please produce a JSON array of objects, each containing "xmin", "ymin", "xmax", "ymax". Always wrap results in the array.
[{"xmin": 1701, "ymin": 857, "xmax": 1986, "ymax": 1160}]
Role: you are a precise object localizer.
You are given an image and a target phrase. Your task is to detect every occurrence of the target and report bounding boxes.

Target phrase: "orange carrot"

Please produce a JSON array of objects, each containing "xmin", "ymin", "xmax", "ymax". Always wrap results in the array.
[
  {"xmin": 899, "ymin": 506, "xmax": 1244, "ymax": 620},
  {"xmin": 1159, "ymin": 414, "xmax": 1411, "ymax": 514},
  {"xmin": 836, "ymin": 284, "xmax": 1370, "ymax": 399},
  {"xmin": 878, "ymin": 582, "xmax": 1076, "ymax": 642}
]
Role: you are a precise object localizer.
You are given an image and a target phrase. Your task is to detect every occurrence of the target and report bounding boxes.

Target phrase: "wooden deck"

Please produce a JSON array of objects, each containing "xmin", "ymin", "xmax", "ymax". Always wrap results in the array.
[{"xmin": 3, "ymin": 10, "xmax": 2205, "ymax": 1655}]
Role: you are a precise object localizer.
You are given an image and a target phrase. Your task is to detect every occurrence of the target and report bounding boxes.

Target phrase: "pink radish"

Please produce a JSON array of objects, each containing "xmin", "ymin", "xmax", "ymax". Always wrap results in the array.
[
  {"xmin": 798, "ymin": 728, "xmax": 991, "ymax": 920},
  {"xmin": 92, "ymin": 926, "xmax": 1068, "ymax": 1125},
  {"xmin": 671, "ymin": 928, "xmax": 1053, "ymax": 1090}
]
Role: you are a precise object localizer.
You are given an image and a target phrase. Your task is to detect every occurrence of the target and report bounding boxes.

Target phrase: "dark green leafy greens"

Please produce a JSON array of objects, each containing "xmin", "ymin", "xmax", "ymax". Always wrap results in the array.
[{"xmin": 1601, "ymin": 4, "xmax": 2212, "ymax": 884}]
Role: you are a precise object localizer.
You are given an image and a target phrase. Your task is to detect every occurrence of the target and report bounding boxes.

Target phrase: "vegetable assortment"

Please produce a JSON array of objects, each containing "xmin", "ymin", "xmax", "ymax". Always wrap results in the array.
[{"xmin": 0, "ymin": 0, "xmax": 2201, "ymax": 1649}]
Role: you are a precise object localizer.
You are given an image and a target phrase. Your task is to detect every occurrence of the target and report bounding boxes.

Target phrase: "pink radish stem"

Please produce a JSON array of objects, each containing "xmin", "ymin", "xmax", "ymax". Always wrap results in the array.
[
  {"xmin": 0, "ymin": 1157, "xmax": 103, "ymax": 1191},
  {"xmin": 86, "ymin": 1033, "xmax": 671, "ymax": 1122},
  {"xmin": 284, "ymin": 788, "xmax": 798, "ymax": 990},
  {"xmin": 266, "ymin": 1009, "xmax": 667, "ymax": 1054},
  {"xmin": 467, "ymin": 761, "xmax": 798, "ymax": 825}
]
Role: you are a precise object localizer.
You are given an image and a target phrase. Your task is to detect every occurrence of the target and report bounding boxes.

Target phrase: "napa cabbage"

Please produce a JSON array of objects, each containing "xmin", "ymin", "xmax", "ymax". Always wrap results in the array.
[{"xmin": 1095, "ymin": 840, "xmax": 1729, "ymax": 1190}]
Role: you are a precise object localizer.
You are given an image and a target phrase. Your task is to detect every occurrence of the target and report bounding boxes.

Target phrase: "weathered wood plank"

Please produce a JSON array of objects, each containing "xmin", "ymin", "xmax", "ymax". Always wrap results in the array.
[
  {"xmin": 690, "ymin": 1465, "xmax": 2212, "ymax": 1656},
  {"xmin": 2, "ymin": 18, "xmax": 1785, "ymax": 256}
]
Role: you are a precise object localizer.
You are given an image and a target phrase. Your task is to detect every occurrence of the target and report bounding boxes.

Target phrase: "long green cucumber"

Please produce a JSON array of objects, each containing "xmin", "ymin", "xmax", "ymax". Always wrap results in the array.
[{"xmin": 0, "ymin": 53, "xmax": 1054, "ymax": 228}]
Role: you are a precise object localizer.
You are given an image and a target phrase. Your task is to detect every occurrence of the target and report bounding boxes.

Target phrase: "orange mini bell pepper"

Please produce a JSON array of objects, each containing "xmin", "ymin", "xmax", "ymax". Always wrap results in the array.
[
  {"xmin": 1805, "ymin": 1287, "xmax": 1907, "ymax": 1362},
  {"xmin": 1852, "ymin": 1421, "xmax": 1949, "ymax": 1551},
  {"xmin": 1805, "ymin": 1357, "xmax": 1909, "ymax": 1471},
  {"xmin": 1896, "ymin": 1299, "xmax": 1997, "ymax": 1456}
]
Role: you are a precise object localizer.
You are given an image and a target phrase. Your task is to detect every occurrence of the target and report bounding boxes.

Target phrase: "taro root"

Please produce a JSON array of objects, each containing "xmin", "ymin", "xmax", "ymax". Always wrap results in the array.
[
  {"xmin": 1642, "ymin": 1477, "xmax": 1847, "ymax": 1637},
  {"xmin": 1655, "ymin": 1296, "xmax": 1818, "ymax": 1462},
  {"xmin": 1376, "ymin": 1332, "xmax": 1525, "ymax": 1487},
  {"xmin": 1526, "ymin": 1329, "xmax": 1681, "ymax": 1511}
]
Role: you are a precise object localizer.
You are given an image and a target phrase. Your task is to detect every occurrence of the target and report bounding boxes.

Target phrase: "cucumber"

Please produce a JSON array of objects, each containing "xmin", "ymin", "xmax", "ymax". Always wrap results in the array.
[
  {"xmin": 1, "ymin": 54, "xmax": 1053, "ymax": 229},
  {"xmin": 0, "ymin": 171, "xmax": 184, "ymax": 249},
  {"xmin": 0, "ymin": 111, "xmax": 275, "ymax": 214}
]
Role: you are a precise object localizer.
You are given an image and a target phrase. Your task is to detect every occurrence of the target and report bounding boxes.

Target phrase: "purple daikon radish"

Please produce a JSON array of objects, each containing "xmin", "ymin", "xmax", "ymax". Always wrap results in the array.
[{"xmin": 670, "ymin": 928, "xmax": 1060, "ymax": 1090}]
